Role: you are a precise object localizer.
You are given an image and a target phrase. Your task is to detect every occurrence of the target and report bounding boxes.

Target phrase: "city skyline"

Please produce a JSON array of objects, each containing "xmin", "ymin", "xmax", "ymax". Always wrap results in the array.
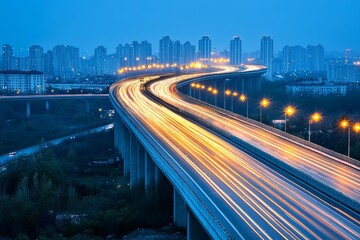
[{"xmin": 1, "ymin": 0, "xmax": 359, "ymax": 55}]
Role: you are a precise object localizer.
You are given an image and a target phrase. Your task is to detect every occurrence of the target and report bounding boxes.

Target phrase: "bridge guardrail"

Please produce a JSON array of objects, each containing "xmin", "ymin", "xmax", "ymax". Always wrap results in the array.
[
  {"xmin": 109, "ymin": 85, "xmax": 236, "ymax": 240},
  {"xmin": 176, "ymin": 77, "xmax": 360, "ymax": 169}
]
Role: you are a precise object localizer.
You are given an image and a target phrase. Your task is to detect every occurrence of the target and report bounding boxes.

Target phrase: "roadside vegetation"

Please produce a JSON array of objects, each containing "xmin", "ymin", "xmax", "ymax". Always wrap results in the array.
[
  {"xmin": 0, "ymin": 131, "xmax": 173, "ymax": 239},
  {"xmin": 0, "ymin": 100, "xmax": 112, "ymax": 155}
]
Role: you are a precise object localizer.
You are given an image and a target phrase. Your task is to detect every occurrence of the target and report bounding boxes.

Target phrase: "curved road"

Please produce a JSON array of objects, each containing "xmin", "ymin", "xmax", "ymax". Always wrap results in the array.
[
  {"xmin": 149, "ymin": 66, "xmax": 360, "ymax": 204},
  {"xmin": 111, "ymin": 69, "xmax": 360, "ymax": 239}
]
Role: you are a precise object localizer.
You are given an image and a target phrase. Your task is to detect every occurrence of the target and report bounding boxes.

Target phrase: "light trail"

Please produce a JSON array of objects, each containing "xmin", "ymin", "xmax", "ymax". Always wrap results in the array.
[
  {"xmin": 149, "ymin": 65, "xmax": 360, "ymax": 204},
  {"xmin": 112, "ymin": 70, "xmax": 360, "ymax": 239}
]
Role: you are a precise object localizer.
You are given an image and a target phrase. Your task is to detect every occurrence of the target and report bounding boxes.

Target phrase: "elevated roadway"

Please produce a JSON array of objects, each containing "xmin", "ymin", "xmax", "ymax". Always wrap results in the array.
[
  {"xmin": 110, "ymin": 68, "xmax": 360, "ymax": 239},
  {"xmin": 148, "ymin": 65, "xmax": 360, "ymax": 213}
]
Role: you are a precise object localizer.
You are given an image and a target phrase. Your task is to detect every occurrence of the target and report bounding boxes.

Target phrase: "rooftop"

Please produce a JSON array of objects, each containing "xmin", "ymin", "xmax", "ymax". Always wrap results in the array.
[{"xmin": 0, "ymin": 70, "xmax": 43, "ymax": 75}]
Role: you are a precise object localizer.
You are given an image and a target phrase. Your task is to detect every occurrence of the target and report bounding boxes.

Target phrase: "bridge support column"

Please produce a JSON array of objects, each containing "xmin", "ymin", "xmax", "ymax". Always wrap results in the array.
[
  {"xmin": 45, "ymin": 100, "xmax": 50, "ymax": 112},
  {"xmin": 123, "ymin": 125, "xmax": 130, "ymax": 177},
  {"xmin": 154, "ymin": 164, "xmax": 163, "ymax": 192},
  {"xmin": 144, "ymin": 151, "xmax": 155, "ymax": 194},
  {"xmin": 85, "ymin": 100, "xmax": 90, "ymax": 113},
  {"xmin": 114, "ymin": 114, "xmax": 120, "ymax": 151},
  {"xmin": 138, "ymin": 144, "xmax": 145, "ymax": 189},
  {"xmin": 173, "ymin": 188, "xmax": 187, "ymax": 228},
  {"xmin": 187, "ymin": 210, "xmax": 210, "ymax": 240},
  {"xmin": 26, "ymin": 101, "xmax": 31, "ymax": 118},
  {"xmin": 129, "ymin": 133, "xmax": 139, "ymax": 188}
]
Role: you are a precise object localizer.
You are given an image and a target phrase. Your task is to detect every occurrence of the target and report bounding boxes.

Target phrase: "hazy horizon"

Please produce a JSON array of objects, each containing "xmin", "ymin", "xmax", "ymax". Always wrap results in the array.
[{"xmin": 1, "ymin": 0, "xmax": 359, "ymax": 56}]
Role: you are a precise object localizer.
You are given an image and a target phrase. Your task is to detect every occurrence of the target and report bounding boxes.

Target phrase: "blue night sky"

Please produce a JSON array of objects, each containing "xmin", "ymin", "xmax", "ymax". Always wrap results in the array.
[{"xmin": 1, "ymin": 0, "xmax": 359, "ymax": 56}]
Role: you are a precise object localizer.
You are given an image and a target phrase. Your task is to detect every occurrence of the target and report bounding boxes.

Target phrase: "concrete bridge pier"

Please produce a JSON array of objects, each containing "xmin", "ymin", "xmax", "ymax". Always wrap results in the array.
[
  {"xmin": 114, "ymin": 115, "xmax": 120, "ymax": 151},
  {"xmin": 26, "ymin": 101, "xmax": 31, "ymax": 118},
  {"xmin": 187, "ymin": 210, "xmax": 211, "ymax": 240},
  {"xmin": 137, "ymin": 144, "xmax": 145, "ymax": 189},
  {"xmin": 129, "ymin": 133, "xmax": 139, "ymax": 188},
  {"xmin": 154, "ymin": 164, "xmax": 163, "ymax": 192},
  {"xmin": 123, "ymin": 127, "xmax": 130, "ymax": 177},
  {"xmin": 145, "ymin": 151, "xmax": 155, "ymax": 194},
  {"xmin": 173, "ymin": 188, "xmax": 187, "ymax": 228},
  {"xmin": 45, "ymin": 100, "xmax": 50, "ymax": 112},
  {"xmin": 85, "ymin": 100, "xmax": 90, "ymax": 113}
]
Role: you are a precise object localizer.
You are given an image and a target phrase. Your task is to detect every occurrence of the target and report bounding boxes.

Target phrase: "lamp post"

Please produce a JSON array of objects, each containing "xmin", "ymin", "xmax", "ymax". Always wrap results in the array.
[
  {"xmin": 190, "ymin": 83, "xmax": 196, "ymax": 97},
  {"xmin": 200, "ymin": 85, "xmax": 205, "ymax": 100},
  {"xmin": 340, "ymin": 119, "xmax": 351, "ymax": 157},
  {"xmin": 284, "ymin": 105, "xmax": 296, "ymax": 132},
  {"xmin": 196, "ymin": 83, "xmax": 201, "ymax": 99},
  {"xmin": 259, "ymin": 98, "xmax": 270, "ymax": 123},
  {"xmin": 354, "ymin": 122, "xmax": 360, "ymax": 134},
  {"xmin": 239, "ymin": 94, "xmax": 248, "ymax": 118},
  {"xmin": 224, "ymin": 89, "xmax": 232, "ymax": 109},
  {"xmin": 206, "ymin": 87, "xmax": 213, "ymax": 102},
  {"xmin": 231, "ymin": 92, "xmax": 238, "ymax": 112},
  {"xmin": 212, "ymin": 89, "xmax": 218, "ymax": 106},
  {"xmin": 308, "ymin": 112, "xmax": 321, "ymax": 142}
]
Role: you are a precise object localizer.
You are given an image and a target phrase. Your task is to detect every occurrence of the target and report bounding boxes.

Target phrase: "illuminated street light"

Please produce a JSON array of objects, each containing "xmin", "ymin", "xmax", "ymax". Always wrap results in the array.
[
  {"xmin": 224, "ymin": 89, "xmax": 232, "ymax": 109},
  {"xmin": 190, "ymin": 83, "xmax": 196, "ymax": 97},
  {"xmin": 212, "ymin": 89, "xmax": 218, "ymax": 106},
  {"xmin": 308, "ymin": 112, "xmax": 322, "ymax": 142},
  {"xmin": 353, "ymin": 122, "xmax": 360, "ymax": 133},
  {"xmin": 231, "ymin": 92, "xmax": 238, "ymax": 112},
  {"xmin": 340, "ymin": 119, "xmax": 351, "ymax": 157},
  {"xmin": 284, "ymin": 105, "xmax": 296, "ymax": 132},
  {"xmin": 206, "ymin": 87, "xmax": 213, "ymax": 102},
  {"xmin": 339, "ymin": 120, "xmax": 360, "ymax": 157},
  {"xmin": 259, "ymin": 98, "xmax": 270, "ymax": 123},
  {"xmin": 239, "ymin": 94, "xmax": 248, "ymax": 118}
]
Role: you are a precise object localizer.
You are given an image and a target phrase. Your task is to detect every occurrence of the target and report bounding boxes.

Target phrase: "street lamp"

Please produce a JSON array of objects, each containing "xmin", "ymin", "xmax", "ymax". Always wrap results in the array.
[
  {"xmin": 231, "ymin": 92, "xmax": 238, "ymax": 112},
  {"xmin": 200, "ymin": 85, "xmax": 205, "ymax": 100},
  {"xmin": 212, "ymin": 89, "xmax": 218, "ymax": 106},
  {"xmin": 340, "ymin": 119, "xmax": 351, "ymax": 157},
  {"xmin": 308, "ymin": 112, "xmax": 321, "ymax": 142},
  {"xmin": 190, "ymin": 83, "xmax": 196, "ymax": 97},
  {"xmin": 259, "ymin": 98, "xmax": 270, "ymax": 123},
  {"xmin": 284, "ymin": 105, "xmax": 296, "ymax": 132},
  {"xmin": 354, "ymin": 122, "xmax": 360, "ymax": 133},
  {"xmin": 224, "ymin": 89, "xmax": 232, "ymax": 109},
  {"xmin": 206, "ymin": 87, "xmax": 213, "ymax": 102},
  {"xmin": 239, "ymin": 94, "xmax": 248, "ymax": 118},
  {"xmin": 196, "ymin": 83, "xmax": 201, "ymax": 99}
]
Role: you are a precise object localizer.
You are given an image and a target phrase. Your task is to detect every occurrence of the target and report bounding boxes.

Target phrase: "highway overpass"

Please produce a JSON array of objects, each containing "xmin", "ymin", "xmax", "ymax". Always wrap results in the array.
[
  {"xmin": 0, "ymin": 94, "xmax": 109, "ymax": 117},
  {"xmin": 110, "ymin": 66, "xmax": 360, "ymax": 239}
]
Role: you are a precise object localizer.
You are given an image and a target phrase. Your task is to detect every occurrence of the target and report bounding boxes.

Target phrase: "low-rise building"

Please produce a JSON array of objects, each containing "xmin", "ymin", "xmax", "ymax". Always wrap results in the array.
[
  {"xmin": 0, "ymin": 70, "xmax": 45, "ymax": 94},
  {"xmin": 49, "ymin": 83, "xmax": 109, "ymax": 91},
  {"xmin": 286, "ymin": 78, "xmax": 347, "ymax": 96}
]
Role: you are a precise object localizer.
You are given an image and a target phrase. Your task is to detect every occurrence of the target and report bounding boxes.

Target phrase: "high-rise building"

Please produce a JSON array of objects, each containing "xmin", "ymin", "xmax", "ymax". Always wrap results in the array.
[
  {"xmin": 28, "ymin": 45, "xmax": 44, "ymax": 72},
  {"xmin": 272, "ymin": 58, "xmax": 283, "ymax": 74},
  {"xmin": 283, "ymin": 45, "xmax": 307, "ymax": 73},
  {"xmin": 159, "ymin": 36, "xmax": 173, "ymax": 64},
  {"xmin": 104, "ymin": 54, "xmax": 119, "ymax": 75},
  {"xmin": 94, "ymin": 46, "xmax": 107, "ymax": 75},
  {"xmin": 198, "ymin": 36, "xmax": 211, "ymax": 63},
  {"xmin": 29, "ymin": 45, "xmax": 44, "ymax": 58},
  {"xmin": 327, "ymin": 60, "xmax": 360, "ymax": 83},
  {"xmin": 183, "ymin": 41, "xmax": 195, "ymax": 65},
  {"xmin": 307, "ymin": 45, "xmax": 324, "ymax": 72},
  {"xmin": 230, "ymin": 36, "xmax": 242, "ymax": 65},
  {"xmin": 44, "ymin": 50, "xmax": 53, "ymax": 75},
  {"xmin": 260, "ymin": 36, "xmax": 273, "ymax": 78},
  {"xmin": 2, "ymin": 44, "xmax": 14, "ymax": 70},
  {"xmin": 173, "ymin": 40, "xmax": 183, "ymax": 65},
  {"xmin": 129, "ymin": 41, "xmax": 139, "ymax": 67},
  {"xmin": 53, "ymin": 45, "xmax": 79, "ymax": 79},
  {"xmin": 139, "ymin": 41, "xmax": 152, "ymax": 65},
  {"xmin": 116, "ymin": 44, "xmax": 125, "ymax": 68}
]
